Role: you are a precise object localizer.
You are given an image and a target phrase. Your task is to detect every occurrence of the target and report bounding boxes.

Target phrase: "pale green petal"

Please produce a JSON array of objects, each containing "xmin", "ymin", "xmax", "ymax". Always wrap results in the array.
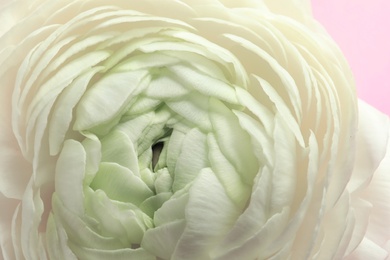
[
  {"xmin": 234, "ymin": 110, "xmax": 273, "ymax": 166},
  {"xmin": 145, "ymin": 72, "xmax": 190, "ymax": 100},
  {"xmin": 165, "ymin": 129, "xmax": 186, "ymax": 175},
  {"xmin": 115, "ymin": 51, "xmax": 180, "ymax": 73},
  {"xmin": 166, "ymin": 93, "xmax": 211, "ymax": 131},
  {"xmin": 142, "ymin": 220, "xmax": 186, "ymax": 260},
  {"xmin": 103, "ymin": 36, "xmax": 178, "ymax": 71},
  {"xmin": 84, "ymin": 189, "xmax": 148, "ymax": 246},
  {"xmin": 172, "ymin": 128, "xmax": 208, "ymax": 192},
  {"xmin": 81, "ymin": 133, "xmax": 102, "ymax": 186},
  {"xmin": 90, "ymin": 162, "xmax": 153, "ymax": 206},
  {"xmin": 139, "ymin": 192, "xmax": 173, "ymax": 218},
  {"xmin": 154, "ymin": 168, "xmax": 173, "ymax": 194},
  {"xmin": 209, "ymin": 98, "xmax": 258, "ymax": 183},
  {"xmin": 51, "ymin": 194, "xmax": 121, "ymax": 250},
  {"xmin": 153, "ymin": 192, "xmax": 188, "ymax": 226},
  {"xmin": 100, "ymin": 130, "xmax": 139, "ymax": 176},
  {"xmin": 135, "ymin": 109, "xmax": 172, "ymax": 157},
  {"xmin": 207, "ymin": 133, "xmax": 250, "ymax": 206},
  {"xmin": 163, "ymin": 51, "xmax": 228, "ymax": 82},
  {"xmin": 117, "ymin": 112, "xmax": 156, "ymax": 144},
  {"xmin": 125, "ymin": 97, "xmax": 162, "ymax": 116},
  {"xmin": 139, "ymin": 168, "xmax": 155, "ymax": 191},
  {"xmin": 169, "ymin": 64, "xmax": 238, "ymax": 104}
]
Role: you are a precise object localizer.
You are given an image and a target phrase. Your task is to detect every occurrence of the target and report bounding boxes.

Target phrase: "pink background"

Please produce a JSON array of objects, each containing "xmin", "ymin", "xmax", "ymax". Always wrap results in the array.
[{"xmin": 311, "ymin": 0, "xmax": 390, "ymax": 116}]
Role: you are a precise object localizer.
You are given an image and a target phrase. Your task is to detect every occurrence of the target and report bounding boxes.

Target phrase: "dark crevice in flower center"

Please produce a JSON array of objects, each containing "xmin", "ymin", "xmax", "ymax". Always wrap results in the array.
[
  {"xmin": 152, "ymin": 142, "xmax": 164, "ymax": 169},
  {"xmin": 131, "ymin": 243, "xmax": 140, "ymax": 249}
]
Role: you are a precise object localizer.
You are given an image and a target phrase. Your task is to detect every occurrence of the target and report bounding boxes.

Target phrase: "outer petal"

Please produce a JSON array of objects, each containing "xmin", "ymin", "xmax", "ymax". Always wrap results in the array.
[
  {"xmin": 0, "ymin": 194, "xmax": 19, "ymax": 260},
  {"xmin": 263, "ymin": 0, "xmax": 313, "ymax": 22},
  {"xmin": 347, "ymin": 100, "xmax": 390, "ymax": 259}
]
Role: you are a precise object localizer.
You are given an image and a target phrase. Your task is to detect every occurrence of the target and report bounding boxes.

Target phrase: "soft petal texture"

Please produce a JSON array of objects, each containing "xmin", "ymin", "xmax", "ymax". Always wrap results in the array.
[
  {"xmin": 1, "ymin": 0, "xmax": 389, "ymax": 259},
  {"xmin": 346, "ymin": 101, "xmax": 390, "ymax": 259}
]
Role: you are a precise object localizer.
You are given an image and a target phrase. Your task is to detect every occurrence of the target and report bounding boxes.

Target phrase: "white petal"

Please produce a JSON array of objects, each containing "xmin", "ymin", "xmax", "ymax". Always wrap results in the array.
[
  {"xmin": 20, "ymin": 180, "xmax": 45, "ymax": 259},
  {"xmin": 346, "ymin": 237, "xmax": 388, "ymax": 260},
  {"xmin": 0, "ymin": 131, "xmax": 31, "ymax": 199},
  {"xmin": 49, "ymin": 67, "xmax": 104, "ymax": 156},
  {"xmin": 348, "ymin": 101, "xmax": 390, "ymax": 258},
  {"xmin": 74, "ymin": 70, "xmax": 149, "ymax": 131},
  {"xmin": 0, "ymin": 193, "xmax": 19, "ymax": 260},
  {"xmin": 349, "ymin": 100, "xmax": 390, "ymax": 192},
  {"xmin": 46, "ymin": 213, "xmax": 78, "ymax": 260},
  {"xmin": 172, "ymin": 168, "xmax": 240, "ymax": 260},
  {"xmin": 263, "ymin": 0, "xmax": 313, "ymax": 24},
  {"xmin": 254, "ymin": 76, "xmax": 305, "ymax": 146},
  {"xmin": 55, "ymin": 140, "xmax": 86, "ymax": 215},
  {"xmin": 211, "ymin": 166, "xmax": 271, "ymax": 258}
]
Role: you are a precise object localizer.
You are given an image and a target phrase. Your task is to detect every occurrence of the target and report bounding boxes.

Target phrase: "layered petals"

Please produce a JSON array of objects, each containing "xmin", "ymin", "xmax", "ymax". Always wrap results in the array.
[{"xmin": 0, "ymin": 1, "xmax": 389, "ymax": 260}]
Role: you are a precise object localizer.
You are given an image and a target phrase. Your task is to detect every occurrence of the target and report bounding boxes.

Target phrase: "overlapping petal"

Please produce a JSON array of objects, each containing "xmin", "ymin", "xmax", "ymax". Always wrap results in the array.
[{"xmin": 1, "ymin": 1, "xmax": 389, "ymax": 260}]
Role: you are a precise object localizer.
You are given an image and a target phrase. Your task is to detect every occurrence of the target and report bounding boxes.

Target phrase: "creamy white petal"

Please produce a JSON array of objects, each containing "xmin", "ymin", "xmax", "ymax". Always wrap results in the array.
[
  {"xmin": 172, "ymin": 168, "xmax": 240, "ymax": 260},
  {"xmin": 347, "ymin": 101, "xmax": 390, "ymax": 258}
]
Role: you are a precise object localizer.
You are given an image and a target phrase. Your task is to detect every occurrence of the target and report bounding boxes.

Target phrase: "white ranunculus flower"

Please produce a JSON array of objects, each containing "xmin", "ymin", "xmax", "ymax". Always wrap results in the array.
[{"xmin": 1, "ymin": 0, "xmax": 389, "ymax": 259}]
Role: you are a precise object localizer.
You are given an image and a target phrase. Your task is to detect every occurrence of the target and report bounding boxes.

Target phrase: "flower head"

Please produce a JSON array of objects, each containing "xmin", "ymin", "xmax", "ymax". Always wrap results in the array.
[{"xmin": 0, "ymin": 0, "xmax": 389, "ymax": 259}]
